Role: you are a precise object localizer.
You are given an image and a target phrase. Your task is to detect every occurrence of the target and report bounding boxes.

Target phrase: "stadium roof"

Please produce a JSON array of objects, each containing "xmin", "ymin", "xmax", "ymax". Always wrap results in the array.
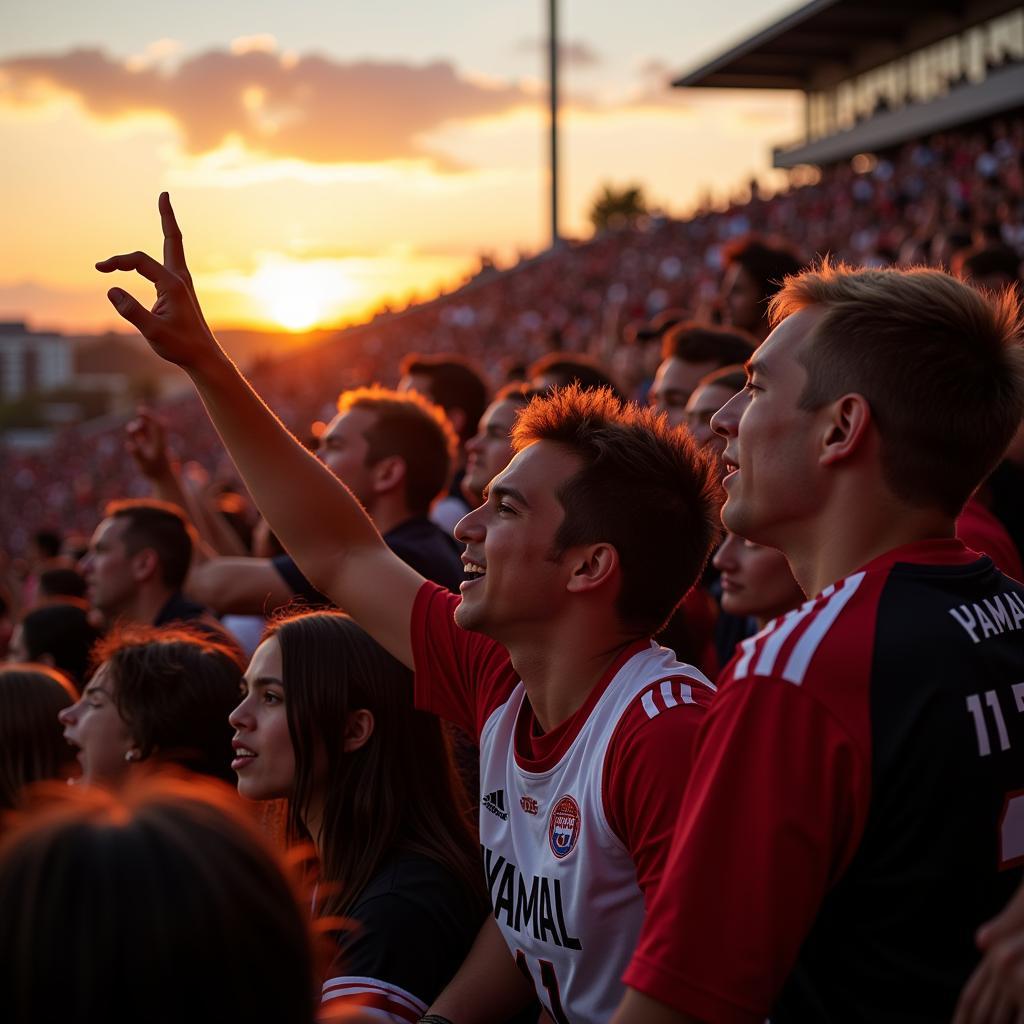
[{"xmin": 673, "ymin": 0, "xmax": 1023, "ymax": 90}]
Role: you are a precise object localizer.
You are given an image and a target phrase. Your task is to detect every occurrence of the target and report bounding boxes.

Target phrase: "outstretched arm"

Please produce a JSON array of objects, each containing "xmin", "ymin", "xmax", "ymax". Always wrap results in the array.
[{"xmin": 97, "ymin": 193, "xmax": 423, "ymax": 666}]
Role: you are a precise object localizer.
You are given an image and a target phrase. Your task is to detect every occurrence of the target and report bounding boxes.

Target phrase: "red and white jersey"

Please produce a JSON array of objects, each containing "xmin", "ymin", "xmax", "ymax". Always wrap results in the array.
[{"xmin": 478, "ymin": 642, "xmax": 711, "ymax": 1024}]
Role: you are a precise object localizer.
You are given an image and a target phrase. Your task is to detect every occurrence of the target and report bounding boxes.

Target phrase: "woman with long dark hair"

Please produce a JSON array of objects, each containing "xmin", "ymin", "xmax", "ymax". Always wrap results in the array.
[
  {"xmin": 0, "ymin": 665, "xmax": 78, "ymax": 811},
  {"xmin": 230, "ymin": 610, "xmax": 485, "ymax": 1022}
]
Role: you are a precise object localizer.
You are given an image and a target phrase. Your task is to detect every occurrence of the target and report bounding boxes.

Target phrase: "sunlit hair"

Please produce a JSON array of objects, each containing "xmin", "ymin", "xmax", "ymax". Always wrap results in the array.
[
  {"xmin": 769, "ymin": 261, "xmax": 1024, "ymax": 516},
  {"xmin": 104, "ymin": 499, "xmax": 197, "ymax": 592},
  {"xmin": 264, "ymin": 611, "xmax": 486, "ymax": 924},
  {"xmin": 92, "ymin": 625, "xmax": 244, "ymax": 782},
  {"xmin": 512, "ymin": 384, "xmax": 722, "ymax": 633},
  {"xmin": 0, "ymin": 775, "xmax": 317, "ymax": 1024},
  {"xmin": 0, "ymin": 665, "xmax": 77, "ymax": 811},
  {"xmin": 337, "ymin": 385, "xmax": 459, "ymax": 515}
]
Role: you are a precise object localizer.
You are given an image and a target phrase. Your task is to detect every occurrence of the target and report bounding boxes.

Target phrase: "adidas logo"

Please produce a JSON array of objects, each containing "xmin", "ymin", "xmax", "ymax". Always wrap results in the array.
[{"xmin": 482, "ymin": 789, "xmax": 509, "ymax": 820}]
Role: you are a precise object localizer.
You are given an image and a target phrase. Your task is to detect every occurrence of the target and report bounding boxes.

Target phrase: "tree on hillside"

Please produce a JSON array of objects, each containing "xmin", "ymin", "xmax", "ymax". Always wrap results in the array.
[{"xmin": 589, "ymin": 183, "xmax": 649, "ymax": 233}]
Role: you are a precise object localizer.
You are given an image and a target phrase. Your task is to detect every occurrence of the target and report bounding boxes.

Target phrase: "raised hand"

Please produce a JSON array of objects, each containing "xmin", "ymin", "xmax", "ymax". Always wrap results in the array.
[
  {"xmin": 125, "ymin": 407, "xmax": 174, "ymax": 481},
  {"xmin": 96, "ymin": 193, "xmax": 222, "ymax": 374}
]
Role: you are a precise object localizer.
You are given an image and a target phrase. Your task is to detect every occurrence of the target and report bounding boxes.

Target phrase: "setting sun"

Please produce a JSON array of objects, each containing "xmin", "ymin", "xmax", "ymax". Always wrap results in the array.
[{"xmin": 249, "ymin": 256, "xmax": 361, "ymax": 331}]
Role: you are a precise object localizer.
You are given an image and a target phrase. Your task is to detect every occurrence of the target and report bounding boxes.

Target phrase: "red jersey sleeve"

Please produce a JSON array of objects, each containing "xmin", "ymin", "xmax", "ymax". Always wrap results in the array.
[
  {"xmin": 410, "ymin": 581, "xmax": 517, "ymax": 739},
  {"xmin": 622, "ymin": 674, "xmax": 871, "ymax": 1023},
  {"xmin": 603, "ymin": 678, "xmax": 714, "ymax": 902}
]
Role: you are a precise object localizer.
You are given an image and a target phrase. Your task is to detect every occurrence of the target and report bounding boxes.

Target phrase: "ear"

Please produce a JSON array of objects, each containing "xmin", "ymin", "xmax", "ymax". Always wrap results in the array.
[
  {"xmin": 565, "ymin": 543, "xmax": 620, "ymax": 596},
  {"xmin": 819, "ymin": 394, "xmax": 872, "ymax": 467},
  {"xmin": 130, "ymin": 547, "xmax": 160, "ymax": 584},
  {"xmin": 371, "ymin": 455, "xmax": 406, "ymax": 496},
  {"xmin": 343, "ymin": 709, "xmax": 375, "ymax": 753}
]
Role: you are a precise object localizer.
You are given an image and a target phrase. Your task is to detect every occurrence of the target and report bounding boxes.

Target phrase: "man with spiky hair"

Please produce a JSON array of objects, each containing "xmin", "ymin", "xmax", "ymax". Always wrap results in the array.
[{"xmin": 96, "ymin": 193, "xmax": 722, "ymax": 1024}]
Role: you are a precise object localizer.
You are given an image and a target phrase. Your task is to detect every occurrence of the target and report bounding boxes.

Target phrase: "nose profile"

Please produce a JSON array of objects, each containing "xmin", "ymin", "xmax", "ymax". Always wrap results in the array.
[{"xmin": 711, "ymin": 390, "xmax": 745, "ymax": 439}]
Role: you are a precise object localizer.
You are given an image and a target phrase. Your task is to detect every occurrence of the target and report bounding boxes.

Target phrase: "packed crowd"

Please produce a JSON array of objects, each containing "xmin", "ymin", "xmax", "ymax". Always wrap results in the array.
[{"xmin": 1, "ymin": 115, "xmax": 1023, "ymax": 1024}]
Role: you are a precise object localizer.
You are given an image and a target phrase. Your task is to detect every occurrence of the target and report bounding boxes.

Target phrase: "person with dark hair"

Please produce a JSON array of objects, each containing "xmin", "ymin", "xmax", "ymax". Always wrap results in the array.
[
  {"xmin": 79, "ymin": 499, "xmax": 225, "ymax": 637},
  {"xmin": 30, "ymin": 529, "xmax": 62, "ymax": 562},
  {"xmin": 528, "ymin": 351, "xmax": 624, "ymax": 400},
  {"xmin": 0, "ymin": 776, "xmax": 319, "ymax": 1024},
  {"xmin": 720, "ymin": 236, "xmax": 803, "ymax": 340},
  {"xmin": 230, "ymin": 610, "xmax": 485, "ymax": 1021},
  {"xmin": 188, "ymin": 386, "xmax": 464, "ymax": 614},
  {"xmin": 460, "ymin": 383, "xmax": 539, "ymax": 508},
  {"xmin": 618, "ymin": 310, "xmax": 687, "ymax": 403},
  {"xmin": 954, "ymin": 242, "xmax": 1022, "ymax": 292},
  {"xmin": 399, "ymin": 353, "xmax": 490, "ymax": 534},
  {"xmin": 95, "ymin": 192, "xmax": 721, "ymax": 1024},
  {"xmin": 650, "ymin": 323, "xmax": 757, "ymax": 425},
  {"xmin": 614, "ymin": 263, "xmax": 1024, "ymax": 1024},
  {"xmin": 0, "ymin": 665, "xmax": 77, "ymax": 810},
  {"xmin": 7, "ymin": 601, "xmax": 99, "ymax": 687},
  {"xmin": 682, "ymin": 364, "xmax": 747, "ymax": 466},
  {"xmin": 37, "ymin": 566, "xmax": 88, "ymax": 600},
  {"xmin": 59, "ymin": 625, "xmax": 243, "ymax": 783}
]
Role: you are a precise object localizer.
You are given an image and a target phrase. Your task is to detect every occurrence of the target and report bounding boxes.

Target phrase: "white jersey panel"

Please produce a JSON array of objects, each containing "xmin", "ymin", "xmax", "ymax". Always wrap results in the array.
[{"xmin": 478, "ymin": 641, "xmax": 711, "ymax": 1024}]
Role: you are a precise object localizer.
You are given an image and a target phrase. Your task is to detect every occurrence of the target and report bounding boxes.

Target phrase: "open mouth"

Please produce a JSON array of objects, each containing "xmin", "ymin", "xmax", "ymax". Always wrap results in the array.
[{"xmin": 231, "ymin": 746, "xmax": 257, "ymax": 771}]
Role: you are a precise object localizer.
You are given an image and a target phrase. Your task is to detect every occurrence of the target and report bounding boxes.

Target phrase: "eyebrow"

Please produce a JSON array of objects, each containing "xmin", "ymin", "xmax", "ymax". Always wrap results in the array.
[
  {"xmin": 489, "ymin": 483, "xmax": 531, "ymax": 509},
  {"xmin": 744, "ymin": 357, "xmax": 769, "ymax": 379},
  {"xmin": 84, "ymin": 685, "xmax": 113, "ymax": 698},
  {"xmin": 241, "ymin": 676, "xmax": 284, "ymax": 690}
]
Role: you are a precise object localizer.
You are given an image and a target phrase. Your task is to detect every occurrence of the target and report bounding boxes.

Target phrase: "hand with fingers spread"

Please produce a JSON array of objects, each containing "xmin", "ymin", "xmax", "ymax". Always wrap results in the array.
[
  {"xmin": 96, "ymin": 192, "xmax": 221, "ymax": 375},
  {"xmin": 125, "ymin": 407, "xmax": 175, "ymax": 481},
  {"xmin": 955, "ymin": 882, "xmax": 1024, "ymax": 1024}
]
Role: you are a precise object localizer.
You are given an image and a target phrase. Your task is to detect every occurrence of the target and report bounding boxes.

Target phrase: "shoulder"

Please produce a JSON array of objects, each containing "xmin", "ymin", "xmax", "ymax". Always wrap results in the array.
[
  {"xmin": 727, "ymin": 570, "xmax": 879, "ymax": 692},
  {"xmin": 385, "ymin": 518, "xmax": 463, "ymax": 592},
  {"xmin": 604, "ymin": 666, "xmax": 715, "ymax": 802}
]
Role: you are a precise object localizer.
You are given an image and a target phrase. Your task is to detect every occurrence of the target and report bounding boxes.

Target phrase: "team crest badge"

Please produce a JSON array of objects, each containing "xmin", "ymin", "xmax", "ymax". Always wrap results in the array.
[{"xmin": 548, "ymin": 795, "xmax": 581, "ymax": 859}]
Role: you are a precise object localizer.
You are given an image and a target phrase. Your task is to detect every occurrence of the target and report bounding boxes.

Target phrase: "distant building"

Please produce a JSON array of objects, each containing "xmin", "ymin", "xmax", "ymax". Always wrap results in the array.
[
  {"xmin": 673, "ymin": 0, "xmax": 1024, "ymax": 168},
  {"xmin": 0, "ymin": 322, "xmax": 72, "ymax": 400}
]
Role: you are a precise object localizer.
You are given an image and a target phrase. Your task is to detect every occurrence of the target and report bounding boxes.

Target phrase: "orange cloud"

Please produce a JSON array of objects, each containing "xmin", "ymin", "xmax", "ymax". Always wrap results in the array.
[{"xmin": 0, "ymin": 46, "xmax": 534, "ymax": 165}]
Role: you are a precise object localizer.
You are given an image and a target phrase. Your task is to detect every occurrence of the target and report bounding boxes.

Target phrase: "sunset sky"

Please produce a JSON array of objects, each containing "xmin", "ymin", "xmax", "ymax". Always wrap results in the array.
[{"xmin": 2, "ymin": 0, "xmax": 802, "ymax": 334}]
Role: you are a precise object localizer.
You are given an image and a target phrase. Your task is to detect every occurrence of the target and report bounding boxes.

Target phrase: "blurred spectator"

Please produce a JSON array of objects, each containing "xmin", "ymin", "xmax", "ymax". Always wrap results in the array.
[
  {"xmin": 37, "ymin": 567, "xmax": 88, "ymax": 601},
  {"xmin": 398, "ymin": 353, "xmax": 489, "ymax": 534},
  {"xmin": 461, "ymin": 383, "xmax": 537, "ymax": 508},
  {"xmin": 0, "ymin": 776, "xmax": 319, "ymax": 1024},
  {"xmin": 713, "ymin": 533, "xmax": 805, "ymax": 635},
  {"xmin": 188, "ymin": 387, "xmax": 464, "ymax": 615},
  {"xmin": 650, "ymin": 324, "xmax": 756, "ymax": 427},
  {"xmin": 79, "ymin": 499, "xmax": 227, "ymax": 641},
  {"xmin": 954, "ymin": 243, "xmax": 1022, "ymax": 291},
  {"xmin": 720, "ymin": 237, "xmax": 803, "ymax": 340},
  {"xmin": 0, "ymin": 665, "xmax": 78, "ymax": 810},
  {"xmin": 58, "ymin": 625, "xmax": 243, "ymax": 785},
  {"xmin": 684, "ymin": 366, "xmax": 746, "ymax": 465},
  {"xmin": 528, "ymin": 352, "xmax": 623, "ymax": 400},
  {"xmin": 7, "ymin": 602, "xmax": 99, "ymax": 688}
]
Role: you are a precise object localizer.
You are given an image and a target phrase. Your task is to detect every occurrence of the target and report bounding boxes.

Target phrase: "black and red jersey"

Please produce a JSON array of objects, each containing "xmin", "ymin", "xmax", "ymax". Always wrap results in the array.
[{"xmin": 625, "ymin": 538, "xmax": 1024, "ymax": 1023}]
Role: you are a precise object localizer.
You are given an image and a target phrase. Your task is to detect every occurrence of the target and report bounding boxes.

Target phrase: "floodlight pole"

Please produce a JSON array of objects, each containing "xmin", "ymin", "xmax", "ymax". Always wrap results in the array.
[{"xmin": 548, "ymin": 0, "xmax": 561, "ymax": 248}]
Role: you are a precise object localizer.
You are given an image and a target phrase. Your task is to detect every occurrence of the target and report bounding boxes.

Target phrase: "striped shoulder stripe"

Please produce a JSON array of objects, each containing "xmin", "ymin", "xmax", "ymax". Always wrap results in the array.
[
  {"xmin": 641, "ymin": 677, "xmax": 703, "ymax": 719},
  {"xmin": 732, "ymin": 576, "xmax": 864, "ymax": 685},
  {"xmin": 779, "ymin": 572, "xmax": 865, "ymax": 685},
  {"xmin": 321, "ymin": 976, "xmax": 426, "ymax": 1023}
]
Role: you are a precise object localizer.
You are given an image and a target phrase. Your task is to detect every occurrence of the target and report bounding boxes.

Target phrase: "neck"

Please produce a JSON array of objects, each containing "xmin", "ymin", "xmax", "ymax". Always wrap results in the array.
[
  {"xmin": 116, "ymin": 584, "xmax": 176, "ymax": 627},
  {"xmin": 783, "ymin": 498, "xmax": 956, "ymax": 597},
  {"xmin": 503, "ymin": 616, "xmax": 642, "ymax": 733},
  {"xmin": 367, "ymin": 497, "xmax": 413, "ymax": 537}
]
